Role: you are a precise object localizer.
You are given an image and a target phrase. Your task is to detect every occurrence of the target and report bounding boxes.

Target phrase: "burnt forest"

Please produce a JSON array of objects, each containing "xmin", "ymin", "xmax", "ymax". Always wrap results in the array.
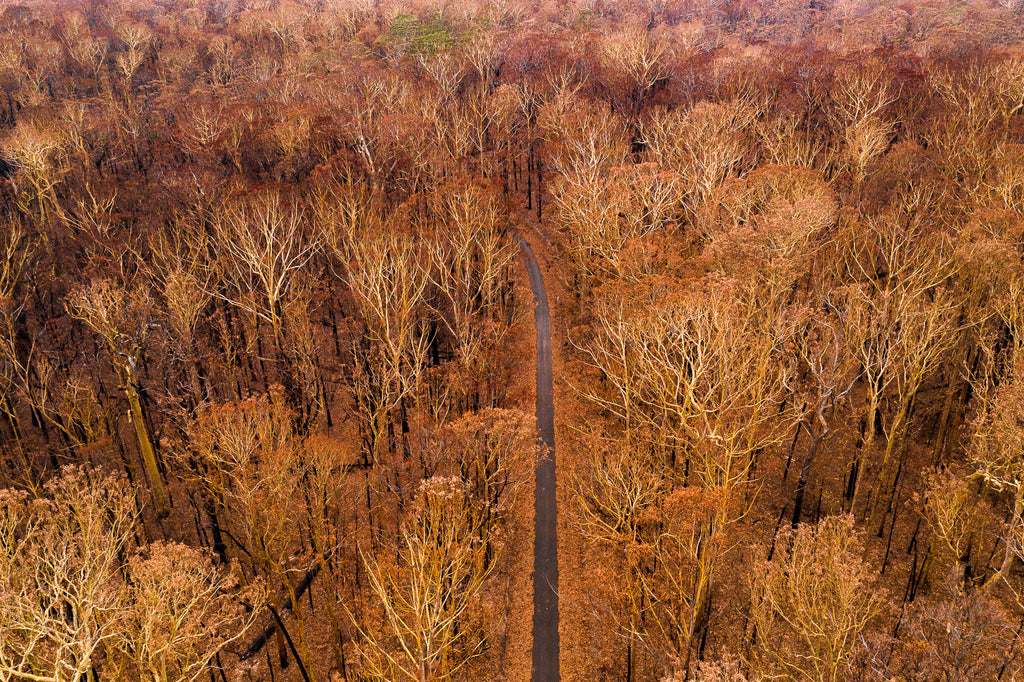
[{"xmin": 2, "ymin": 0, "xmax": 1024, "ymax": 680}]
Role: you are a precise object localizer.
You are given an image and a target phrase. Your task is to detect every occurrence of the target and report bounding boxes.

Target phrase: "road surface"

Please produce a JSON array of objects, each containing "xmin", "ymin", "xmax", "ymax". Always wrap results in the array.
[{"xmin": 519, "ymin": 236, "xmax": 560, "ymax": 682}]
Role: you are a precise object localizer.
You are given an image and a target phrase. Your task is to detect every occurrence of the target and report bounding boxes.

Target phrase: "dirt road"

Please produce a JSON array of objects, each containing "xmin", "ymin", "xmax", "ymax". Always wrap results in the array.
[{"xmin": 519, "ymin": 236, "xmax": 560, "ymax": 682}]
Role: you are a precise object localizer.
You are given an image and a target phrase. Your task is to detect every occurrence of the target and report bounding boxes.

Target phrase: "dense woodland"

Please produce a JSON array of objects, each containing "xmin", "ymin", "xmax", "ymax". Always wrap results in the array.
[{"xmin": 3, "ymin": 0, "xmax": 1024, "ymax": 680}]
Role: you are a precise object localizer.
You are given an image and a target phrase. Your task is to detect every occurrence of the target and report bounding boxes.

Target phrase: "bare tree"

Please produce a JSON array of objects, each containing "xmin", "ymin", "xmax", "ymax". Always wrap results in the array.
[
  {"xmin": 138, "ymin": 220, "xmax": 215, "ymax": 410},
  {"xmin": 541, "ymin": 99, "xmax": 629, "ymax": 187},
  {"xmin": 837, "ymin": 213, "xmax": 960, "ymax": 521},
  {"xmin": 327, "ymin": 211, "xmax": 430, "ymax": 461},
  {"xmin": 750, "ymin": 514, "xmax": 882, "ymax": 682},
  {"xmin": 826, "ymin": 61, "xmax": 898, "ymax": 182},
  {"xmin": 575, "ymin": 282, "xmax": 791, "ymax": 493},
  {"xmin": 211, "ymin": 192, "xmax": 319, "ymax": 353},
  {"xmin": 970, "ymin": 356, "xmax": 1024, "ymax": 598},
  {"xmin": 2, "ymin": 119, "xmax": 67, "ymax": 228},
  {"xmin": 551, "ymin": 163, "xmax": 681, "ymax": 287},
  {"xmin": 642, "ymin": 98, "xmax": 760, "ymax": 228},
  {"xmin": 114, "ymin": 23, "xmax": 152, "ymax": 91},
  {"xmin": 602, "ymin": 26, "xmax": 667, "ymax": 113},
  {"xmin": 427, "ymin": 183, "xmax": 519, "ymax": 401},
  {"xmin": 357, "ymin": 476, "xmax": 492, "ymax": 682},
  {"xmin": 781, "ymin": 299, "xmax": 861, "ymax": 526},
  {"xmin": 925, "ymin": 58, "xmax": 1022, "ymax": 194}
]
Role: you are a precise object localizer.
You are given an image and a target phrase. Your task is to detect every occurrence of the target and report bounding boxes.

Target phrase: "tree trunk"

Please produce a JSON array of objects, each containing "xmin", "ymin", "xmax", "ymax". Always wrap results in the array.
[
  {"xmin": 792, "ymin": 434, "xmax": 823, "ymax": 527},
  {"xmin": 850, "ymin": 392, "xmax": 880, "ymax": 515},
  {"xmin": 868, "ymin": 402, "xmax": 909, "ymax": 529},
  {"xmin": 124, "ymin": 368, "xmax": 169, "ymax": 519}
]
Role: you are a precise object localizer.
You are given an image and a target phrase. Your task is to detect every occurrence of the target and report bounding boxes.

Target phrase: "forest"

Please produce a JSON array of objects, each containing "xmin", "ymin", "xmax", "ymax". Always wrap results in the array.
[{"xmin": 3, "ymin": 0, "xmax": 1024, "ymax": 680}]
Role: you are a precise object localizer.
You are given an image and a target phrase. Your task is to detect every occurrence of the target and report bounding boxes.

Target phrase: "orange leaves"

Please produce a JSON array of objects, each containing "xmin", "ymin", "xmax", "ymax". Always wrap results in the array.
[
  {"xmin": 662, "ymin": 485, "xmax": 728, "ymax": 530},
  {"xmin": 703, "ymin": 164, "xmax": 838, "ymax": 288},
  {"xmin": 0, "ymin": 466, "xmax": 138, "ymax": 682},
  {"xmin": 118, "ymin": 541, "xmax": 267, "ymax": 682}
]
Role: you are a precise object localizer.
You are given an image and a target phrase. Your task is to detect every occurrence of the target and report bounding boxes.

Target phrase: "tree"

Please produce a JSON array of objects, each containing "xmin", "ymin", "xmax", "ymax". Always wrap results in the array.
[
  {"xmin": 925, "ymin": 58, "xmax": 1022, "ymax": 195},
  {"xmin": 642, "ymin": 97, "xmax": 760, "ymax": 229},
  {"xmin": 781, "ymin": 299, "xmax": 861, "ymax": 526},
  {"xmin": 861, "ymin": 283, "xmax": 960, "ymax": 529},
  {"xmin": 750, "ymin": 514, "xmax": 883, "ymax": 682},
  {"xmin": 759, "ymin": 113, "xmax": 833, "ymax": 170},
  {"xmin": 575, "ymin": 281, "xmax": 791, "ymax": 494},
  {"xmin": 575, "ymin": 433, "xmax": 668, "ymax": 550},
  {"xmin": 209, "ymin": 191, "xmax": 323, "ymax": 424},
  {"xmin": 327, "ymin": 211, "xmax": 430, "ymax": 462},
  {"xmin": 427, "ymin": 183, "xmax": 519, "ymax": 402},
  {"xmin": 0, "ymin": 218, "xmax": 113, "ymax": 462},
  {"xmin": 551, "ymin": 163, "xmax": 681, "ymax": 288},
  {"xmin": 462, "ymin": 26, "xmax": 500, "ymax": 94},
  {"xmin": 0, "ymin": 467, "xmax": 137, "ymax": 682},
  {"xmin": 69, "ymin": 279, "xmax": 169, "ymax": 519},
  {"xmin": 184, "ymin": 394, "xmax": 318, "ymax": 673},
  {"xmin": 573, "ymin": 430, "xmax": 671, "ymax": 680},
  {"xmin": 601, "ymin": 26, "xmax": 667, "ymax": 114},
  {"xmin": 115, "ymin": 542, "xmax": 266, "ymax": 682},
  {"xmin": 0, "ymin": 219, "xmax": 40, "ymax": 458},
  {"xmin": 342, "ymin": 72, "xmax": 428, "ymax": 191},
  {"xmin": 301, "ymin": 433, "xmax": 360, "ymax": 674},
  {"xmin": 2, "ymin": 119, "xmax": 67, "ymax": 229},
  {"xmin": 541, "ymin": 99, "xmax": 629, "ymax": 188},
  {"xmin": 144, "ymin": 221, "xmax": 214, "ymax": 410},
  {"xmin": 844, "ymin": 115, "xmax": 895, "ymax": 182},
  {"xmin": 836, "ymin": 212, "xmax": 960, "ymax": 522},
  {"xmin": 969, "ymin": 355, "xmax": 1024, "ymax": 596},
  {"xmin": 871, "ymin": 589, "xmax": 1019, "ymax": 682},
  {"xmin": 211, "ymin": 192, "xmax": 319, "ymax": 355},
  {"xmin": 59, "ymin": 13, "xmax": 108, "ymax": 83},
  {"xmin": 357, "ymin": 475, "xmax": 492, "ymax": 682},
  {"xmin": 704, "ymin": 163, "xmax": 839, "ymax": 300},
  {"xmin": 427, "ymin": 408, "xmax": 534, "ymax": 547},
  {"xmin": 921, "ymin": 467, "xmax": 986, "ymax": 589},
  {"xmin": 573, "ymin": 281, "xmax": 792, "ymax": 675},
  {"xmin": 826, "ymin": 61, "xmax": 898, "ymax": 182},
  {"xmin": 114, "ymin": 23, "xmax": 152, "ymax": 92}
]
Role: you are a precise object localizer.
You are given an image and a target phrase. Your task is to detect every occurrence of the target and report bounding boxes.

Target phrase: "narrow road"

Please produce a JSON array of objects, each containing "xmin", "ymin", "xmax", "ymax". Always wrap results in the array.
[{"xmin": 519, "ymin": 236, "xmax": 560, "ymax": 682}]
